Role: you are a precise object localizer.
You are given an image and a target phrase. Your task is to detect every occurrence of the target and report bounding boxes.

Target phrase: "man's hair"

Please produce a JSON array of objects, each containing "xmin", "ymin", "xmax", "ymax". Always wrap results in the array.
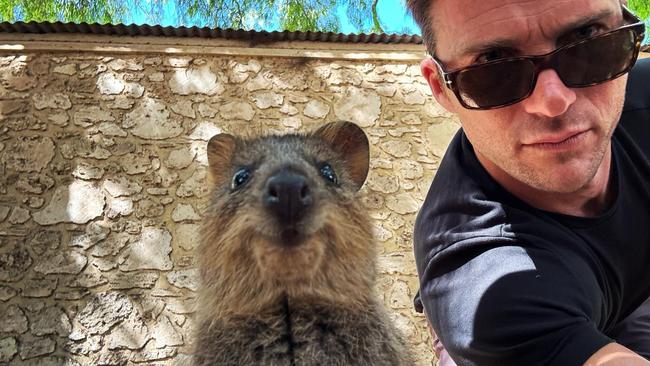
[{"xmin": 406, "ymin": 0, "xmax": 436, "ymax": 54}]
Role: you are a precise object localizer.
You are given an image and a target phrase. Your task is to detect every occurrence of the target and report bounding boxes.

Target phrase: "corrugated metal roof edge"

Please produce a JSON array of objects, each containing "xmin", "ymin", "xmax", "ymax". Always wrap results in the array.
[{"xmin": 0, "ymin": 20, "xmax": 423, "ymax": 45}]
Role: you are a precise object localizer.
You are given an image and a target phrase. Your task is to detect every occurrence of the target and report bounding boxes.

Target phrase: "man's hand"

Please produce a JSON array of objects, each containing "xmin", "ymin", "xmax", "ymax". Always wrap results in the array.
[{"xmin": 584, "ymin": 343, "xmax": 650, "ymax": 366}]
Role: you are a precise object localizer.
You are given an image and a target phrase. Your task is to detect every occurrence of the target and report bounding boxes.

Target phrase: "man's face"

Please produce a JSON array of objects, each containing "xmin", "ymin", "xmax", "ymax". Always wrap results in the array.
[{"xmin": 423, "ymin": 0, "xmax": 628, "ymax": 194}]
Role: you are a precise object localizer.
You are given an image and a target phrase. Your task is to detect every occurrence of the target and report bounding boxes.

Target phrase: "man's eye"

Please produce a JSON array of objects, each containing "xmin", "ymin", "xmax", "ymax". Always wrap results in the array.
[
  {"xmin": 572, "ymin": 24, "xmax": 604, "ymax": 41},
  {"xmin": 318, "ymin": 163, "xmax": 337, "ymax": 185},
  {"xmin": 476, "ymin": 49, "xmax": 509, "ymax": 64},
  {"xmin": 231, "ymin": 167, "xmax": 251, "ymax": 190}
]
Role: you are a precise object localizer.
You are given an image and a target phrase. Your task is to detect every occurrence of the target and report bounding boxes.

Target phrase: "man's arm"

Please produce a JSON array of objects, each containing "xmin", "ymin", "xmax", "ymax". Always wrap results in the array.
[{"xmin": 584, "ymin": 343, "xmax": 650, "ymax": 366}]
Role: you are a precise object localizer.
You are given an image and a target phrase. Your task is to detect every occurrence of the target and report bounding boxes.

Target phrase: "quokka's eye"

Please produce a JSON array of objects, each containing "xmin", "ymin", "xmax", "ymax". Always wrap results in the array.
[
  {"xmin": 319, "ymin": 163, "xmax": 337, "ymax": 185},
  {"xmin": 231, "ymin": 167, "xmax": 251, "ymax": 190}
]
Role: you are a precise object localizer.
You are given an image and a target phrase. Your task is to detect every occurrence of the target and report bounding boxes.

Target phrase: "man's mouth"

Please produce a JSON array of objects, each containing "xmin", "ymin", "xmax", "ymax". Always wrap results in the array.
[{"xmin": 524, "ymin": 129, "xmax": 590, "ymax": 150}]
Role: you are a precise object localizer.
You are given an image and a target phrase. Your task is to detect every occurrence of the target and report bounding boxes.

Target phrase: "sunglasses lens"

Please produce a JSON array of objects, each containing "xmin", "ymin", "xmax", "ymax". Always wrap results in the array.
[
  {"xmin": 555, "ymin": 29, "xmax": 637, "ymax": 86},
  {"xmin": 456, "ymin": 60, "xmax": 535, "ymax": 108}
]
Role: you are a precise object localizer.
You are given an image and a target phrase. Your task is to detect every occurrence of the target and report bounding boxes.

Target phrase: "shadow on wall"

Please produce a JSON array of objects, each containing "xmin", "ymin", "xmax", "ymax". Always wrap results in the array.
[
  {"xmin": 0, "ymin": 54, "xmax": 193, "ymax": 365},
  {"xmin": 0, "ymin": 51, "xmax": 455, "ymax": 365}
]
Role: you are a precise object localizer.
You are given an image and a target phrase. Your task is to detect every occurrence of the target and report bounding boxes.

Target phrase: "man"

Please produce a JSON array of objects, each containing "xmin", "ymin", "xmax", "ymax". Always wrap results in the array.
[{"xmin": 407, "ymin": 0, "xmax": 650, "ymax": 365}]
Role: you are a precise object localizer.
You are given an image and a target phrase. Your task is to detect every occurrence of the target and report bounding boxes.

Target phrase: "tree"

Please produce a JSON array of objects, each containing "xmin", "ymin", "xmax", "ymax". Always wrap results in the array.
[
  {"xmin": 174, "ymin": 0, "xmax": 383, "ymax": 33},
  {"xmin": 0, "ymin": 0, "xmax": 649, "ymax": 37},
  {"xmin": 0, "ymin": 0, "xmax": 128, "ymax": 24}
]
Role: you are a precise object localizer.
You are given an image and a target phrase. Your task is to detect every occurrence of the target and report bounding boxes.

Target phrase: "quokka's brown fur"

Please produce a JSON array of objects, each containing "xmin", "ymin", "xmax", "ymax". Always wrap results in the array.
[{"xmin": 194, "ymin": 121, "xmax": 413, "ymax": 366}]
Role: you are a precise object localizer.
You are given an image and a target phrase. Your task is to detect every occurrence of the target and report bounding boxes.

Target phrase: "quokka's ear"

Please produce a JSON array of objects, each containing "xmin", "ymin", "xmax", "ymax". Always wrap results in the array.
[
  {"xmin": 313, "ymin": 121, "xmax": 369, "ymax": 190},
  {"xmin": 207, "ymin": 133, "xmax": 239, "ymax": 186}
]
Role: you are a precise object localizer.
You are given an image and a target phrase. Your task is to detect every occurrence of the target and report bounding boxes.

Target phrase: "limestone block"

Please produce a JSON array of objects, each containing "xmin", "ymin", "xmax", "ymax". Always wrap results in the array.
[
  {"xmin": 166, "ymin": 268, "xmax": 199, "ymax": 291},
  {"xmin": 108, "ymin": 96, "xmax": 136, "ymax": 110},
  {"xmin": 403, "ymin": 90, "xmax": 427, "ymax": 105},
  {"xmin": 30, "ymin": 306, "xmax": 72, "ymax": 336},
  {"xmin": 28, "ymin": 230, "xmax": 61, "ymax": 256},
  {"xmin": 151, "ymin": 315, "xmax": 184, "ymax": 348},
  {"xmin": 106, "ymin": 311, "xmax": 149, "ymax": 350},
  {"xmin": 65, "ymin": 268, "xmax": 108, "ymax": 288},
  {"xmin": 148, "ymin": 72, "xmax": 165, "ymax": 82},
  {"xmin": 18, "ymin": 335, "xmax": 55, "ymax": 360},
  {"xmin": 77, "ymin": 291, "xmax": 134, "ymax": 334},
  {"xmin": 334, "ymin": 88, "xmax": 381, "ymax": 127},
  {"xmin": 33, "ymin": 181, "xmax": 105, "ymax": 225},
  {"xmin": 282, "ymin": 117, "xmax": 302, "ymax": 129},
  {"xmin": 376, "ymin": 64, "xmax": 408, "ymax": 75},
  {"xmin": 135, "ymin": 199, "xmax": 164, "ymax": 218},
  {"xmin": 304, "ymin": 99, "xmax": 330, "ymax": 119},
  {"xmin": 398, "ymin": 160, "xmax": 425, "ymax": 180},
  {"xmin": 97, "ymin": 72, "xmax": 125, "ymax": 95},
  {"xmin": 171, "ymin": 203, "xmax": 201, "ymax": 222},
  {"xmin": 426, "ymin": 119, "xmax": 460, "ymax": 157},
  {"xmin": 247, "ymin": 74, "xmax": 273, "ymax": 91},
  {"xmin": 174, "ymin": 224, "xmax": 200, "ymax": 252},
  {"xmin": 0, "ymin": 205, "xmax": 9, "ymax": 222},
  {"xmin": 372, "ymin": 224, "xmax": 393, "ymax": 243},
  {"xmin": 0, "ymin": 244, "xmax": 32, "ymax": 282},
  {"xmin": 176, "ymin": 169, "xmax": 208, "ymax": 198},
  {"xmin": 124, "ymin": 98, "xmax": 183, "ymax": 140},
  {"xmin": 0, "ymin": 337, "xmax": 17, "ymax": 363},
  {"xmin": 27, "ymin": 197, "xmax": 45, "ymax": 208},
  {"xmin": 23, "ymin": 278, "xmax": 58, "ymax": 298},
  {"xmin": 198, "ymin": 103, "xmax": 218, "ymax": 118},
  {"xmin": 59, "ymin": 138, "xmax": 111, "ymax": 160},
  {"xmin": 167, "ymin": 147, "xmax": 196, "ymax": 169},
  {"xmin": 219, "ymin": 101, "xmax": 255, "ymax": 121},
  {"xmin": 33, "ymin": 251, "xmax": 87, "ymax": 275},
  {"xmin": 73, "ymin": 106, "xmax": 114, "ymax": 127},
  {"xmin": 389, "ymin": 280, "xmax": 413, "ymax": 309},
  {"xmin": 130, "ymin": 344, "xmax": 176, "ymax": 362},
  {"xmin": 1, "ymin": 305, "xmax": 28, "ymax": 333},
  {"xmin": 367, "ymin": 173, "xmax": 399, "ymax": 194},
  {"xmin": 32, "ymin": 93, "xmax": 72, "ymax": 110},
  {"xmin": 374, "ymin": 84, "xmax": 397, "ymax": 97},
  {"xmin": 378, "ymin": 252, "xmax": 417, "ymax": 275},
  {"xmin": 108, "ymin": 272, "xmax": 159, "ymax": 290},
  {"xmin": 170, "ymin": 66, "xmax": 224, "ymax": 95},
  {"xmin": 280, "ymin": 103, "xmax": 299, "ymax": 116},
  {"xmin": 329, "ymin": 69, "xmax": 362, "ymax": 85},
  {"xmin": 251, "ymin": 91, "xmax": 284, "ymax": 109},
  {"xmin": 125, "ymin": 154, "xmax": 154, "ymax": 175},
  {"xmin": 170, "ymin": 100, "xmax": 196, "ymax": 118},
  {"xmin": 144, "ymin": 57, "xmax": 162, "ymax": 66},
  {"xmin": 8, "ymin": 206, "xmax": 30, "ymax": 224},
  {"xmin": 189, "ymin": 122, "xmax": 221, "ymax": 141},
  {"xmin": 386, "ymin": 193, "xmax": 420, "ymax": 215},
  {"xmin": 401, "ymin": 114, "xmax": 422, "ymax": 125},
  {"xmin": 1, "ymin": 136, "xmax": 55, "ymax": 172},
  {"xmin": 380, "ymin": 140, "xmax": 412, "ymax": 158},
  {"xmin": 106, "ymin": 196, "xmax": 134, "ymax": 218},
  {"xmin": 70, "ymin": 222, "xmax": 110, "ymax": 250},
  {"xmin": 72, "ymin": 163, "xmax": 105, "ymax": 180},
  {"xmin": 118, "ymin": 227, "xmax": 173, "ymax": 271},
  {"xmin": 0, "ymin": 285, "xmax": 18, "ymax": 301},
  {"xmin": 108, "ymin": 58, "xmax": 143, "ymax": 71},
  {"xmin": 92, "ymin": 122, "xmax": 128, "ymax": 137},
  {"xmin": 103, "ymin": 176, "xmax": 142, "ymax": 197}
]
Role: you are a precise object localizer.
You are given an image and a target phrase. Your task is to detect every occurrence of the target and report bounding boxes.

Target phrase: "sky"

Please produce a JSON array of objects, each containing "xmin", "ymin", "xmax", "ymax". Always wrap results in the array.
[{"xmin": 125, "ymin": 0, "xmax": 421, "ymax": 35}]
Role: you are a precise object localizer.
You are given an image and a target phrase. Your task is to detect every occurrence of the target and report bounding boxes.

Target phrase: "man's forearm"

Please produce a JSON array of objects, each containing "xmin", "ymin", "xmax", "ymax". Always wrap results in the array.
[{"xmin": 584, "ymin": 343, "xmax": 650, "ymax": 366}]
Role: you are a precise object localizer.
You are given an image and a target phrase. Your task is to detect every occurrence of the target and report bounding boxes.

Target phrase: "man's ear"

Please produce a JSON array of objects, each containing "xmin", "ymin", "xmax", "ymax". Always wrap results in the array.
[
  {"xmin": 312, "ymin": 121, "xmax": 369, "ymax": 191},
  {"xmin": 207, "ymin": 134, "xmax": 239, "ymax": 187},
  {"xmin": 421, "ymin": 58, "xmax": 456, "ymax": 113}
]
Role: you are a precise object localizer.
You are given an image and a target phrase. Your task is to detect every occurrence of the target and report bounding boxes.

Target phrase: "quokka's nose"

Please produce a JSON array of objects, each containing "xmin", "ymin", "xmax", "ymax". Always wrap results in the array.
[{"xmin": 263, "ymin": 170, "xmax": 313, "ymax": 225}]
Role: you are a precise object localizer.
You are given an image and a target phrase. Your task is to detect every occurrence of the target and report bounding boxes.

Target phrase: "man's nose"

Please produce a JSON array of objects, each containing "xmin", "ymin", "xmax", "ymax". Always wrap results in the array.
[{"xmin": 521, "ymin": 69, "xmax": 577, "ymax": 117}]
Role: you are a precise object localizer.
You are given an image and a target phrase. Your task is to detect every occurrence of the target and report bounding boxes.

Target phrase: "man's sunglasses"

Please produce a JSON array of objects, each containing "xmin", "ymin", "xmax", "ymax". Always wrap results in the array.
[{"xmin": 432, "ymin": 6, "xmax": 646, "ymax": 110}]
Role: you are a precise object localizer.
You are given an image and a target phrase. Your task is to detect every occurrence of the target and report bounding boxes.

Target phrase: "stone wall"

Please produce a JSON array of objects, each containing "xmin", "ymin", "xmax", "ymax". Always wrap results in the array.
[{"xmin": 0, "ymin": 43, "xmax": 460, "ymax": 365}]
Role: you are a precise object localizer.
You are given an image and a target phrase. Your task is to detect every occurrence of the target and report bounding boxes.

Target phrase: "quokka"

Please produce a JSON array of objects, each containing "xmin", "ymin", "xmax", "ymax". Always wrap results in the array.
[{"xmin": 194, "ymin": 121, "xmax": 413, "ymax": 366}]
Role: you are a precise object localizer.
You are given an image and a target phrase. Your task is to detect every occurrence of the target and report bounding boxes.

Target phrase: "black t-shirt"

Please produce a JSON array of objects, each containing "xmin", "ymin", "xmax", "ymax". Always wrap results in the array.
[{"xmin": 414, "ymin": 58, "xmax": 650, "ymax": 366}]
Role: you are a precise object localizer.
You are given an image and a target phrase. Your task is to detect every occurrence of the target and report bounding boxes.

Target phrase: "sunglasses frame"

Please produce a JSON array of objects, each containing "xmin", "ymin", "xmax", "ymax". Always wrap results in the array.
[{"xmin": 432, "ymin": 6, "xmax": 646, "ymax": 110}]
